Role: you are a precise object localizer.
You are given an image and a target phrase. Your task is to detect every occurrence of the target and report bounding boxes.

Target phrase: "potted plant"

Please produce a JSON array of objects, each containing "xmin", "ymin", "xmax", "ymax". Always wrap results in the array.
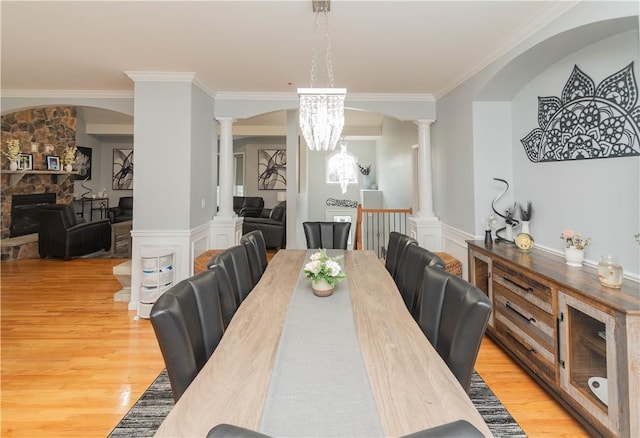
[
  {"xmin": 357, "ymin": 163, "xmax": 372, "ymax": 189},
  {"xmin": 3, "ymin": 139, "xmax": 20, "ymax": 170},
  {"xmin": 62, "ymin": 144, "xmax": 77, "ymax": 172},
  {"xmin": 518, "ymin": 201, "xmax": 533, "ymax": 235},
  {"xmin": 303, "ymin": 248, "xmax": 346, "ymax": 297},
  {"xmin": 561, "ymin": 230, "xmax": 590, "ymax": 266}
]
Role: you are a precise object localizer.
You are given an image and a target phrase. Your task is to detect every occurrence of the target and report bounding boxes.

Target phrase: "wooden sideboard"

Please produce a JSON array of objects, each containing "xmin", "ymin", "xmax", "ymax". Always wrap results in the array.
[{"xmin": 467, "ymin": 240, "xmax": 640, "ymax": 438}]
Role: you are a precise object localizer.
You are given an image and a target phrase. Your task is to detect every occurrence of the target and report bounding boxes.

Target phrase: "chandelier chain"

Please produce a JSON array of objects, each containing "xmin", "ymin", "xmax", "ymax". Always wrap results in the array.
[{"xmin": 309, "ymin": 9, "xmax": 334, "ymax": 88}]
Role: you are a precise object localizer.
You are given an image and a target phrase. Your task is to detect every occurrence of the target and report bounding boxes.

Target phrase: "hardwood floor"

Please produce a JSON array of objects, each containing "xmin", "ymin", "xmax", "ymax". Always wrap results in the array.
[{"xmin": 1, "ymin": 257, "xmax": 588, "ymax": 437}]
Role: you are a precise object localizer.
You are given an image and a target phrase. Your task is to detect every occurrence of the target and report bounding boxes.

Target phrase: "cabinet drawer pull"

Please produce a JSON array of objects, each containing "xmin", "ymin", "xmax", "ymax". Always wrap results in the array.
[
  {"xmin": 506, "ymin": 329, "xmax": 537, "ymax": 354},
  {"xmin": 503, "ymin": 274, "xmax": 534, "ymax": 293},
  {"xmin": 506, "ymin": 301, "xmax": 537, "ymax": 323}
]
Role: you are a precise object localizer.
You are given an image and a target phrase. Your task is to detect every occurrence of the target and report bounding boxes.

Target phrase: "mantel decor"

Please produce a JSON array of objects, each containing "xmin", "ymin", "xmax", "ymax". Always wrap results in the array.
[{"xmin": 521, "ymin": 62, "xmax": 640, "ymax": 162}]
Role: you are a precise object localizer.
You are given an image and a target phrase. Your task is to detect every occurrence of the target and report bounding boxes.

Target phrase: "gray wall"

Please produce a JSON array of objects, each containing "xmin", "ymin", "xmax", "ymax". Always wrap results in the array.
[
  {"xmin": 434, "ymin": 3, "xmax": 639, "ymax": 276},
  {"xmin": 377, "ymin": 117, "xmax": 417, "ymax": 209},
  {"xmin": 511, "ymin": 29, "xmax": 639, "ymax": 266}
]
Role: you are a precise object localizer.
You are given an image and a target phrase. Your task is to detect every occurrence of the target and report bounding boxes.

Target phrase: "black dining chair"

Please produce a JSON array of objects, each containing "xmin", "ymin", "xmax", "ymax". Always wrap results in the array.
[
  {"xmin": 395, "ymin": 244, "xmax": 445, "ymax": 320},
  {"xmin": 418, "ymin": 266, "xmax": 492, "ymax": 393},
  {"xmin": 206, "ymin": 420, "xmax": 483, "ymax": 438},
  {"xmin": 240, "ymin": 230, "xmax": 268, "ymax": 285},
  {"xmin": 207, "ymin": 245, "xmax": 254, "ymax": 305},
  {"xmin": 302, "ymin": 221, "xmax": 351, "ymax": 250},
  {"xmin": 149, "ymin": 270, "xmax": 225, "ymax": 402},
  {"xmin": 207, "ymin": 264, "xmax": 239, "ymax": 329},
  {"xmin": 391, "ymin": 233, "xmax": 418, "ymax": 284}
]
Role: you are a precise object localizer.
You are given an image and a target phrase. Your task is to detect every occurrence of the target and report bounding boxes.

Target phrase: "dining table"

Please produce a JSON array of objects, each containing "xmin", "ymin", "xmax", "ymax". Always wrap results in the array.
[{"xmin": 154, "ymin": 249, "xmax": 492, "ymax": 437}]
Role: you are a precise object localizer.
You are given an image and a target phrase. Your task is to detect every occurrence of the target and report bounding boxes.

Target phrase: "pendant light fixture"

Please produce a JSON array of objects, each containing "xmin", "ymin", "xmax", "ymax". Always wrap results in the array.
[{"xmin": 298, "ymin": 0, "xmax": 346, "ymax": 152}]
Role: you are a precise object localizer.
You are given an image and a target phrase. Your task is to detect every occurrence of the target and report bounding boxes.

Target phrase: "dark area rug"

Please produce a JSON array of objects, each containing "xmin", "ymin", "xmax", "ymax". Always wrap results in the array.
[{"xmin": 109, "ymin": 370, "xmax": 526, "ymax": 437}]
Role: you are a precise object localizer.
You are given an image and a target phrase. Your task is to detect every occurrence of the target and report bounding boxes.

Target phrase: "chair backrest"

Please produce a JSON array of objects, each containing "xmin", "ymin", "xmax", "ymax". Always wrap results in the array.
[
  {"xmin": 384, "ymin": 231, "xmax": 402, "ymax": 275},
  {"xmin": 150, "ymin": 270, "xmax": 225, "ymax": 402},
  {"xmin": 302, "ymin": 221, "xmax": 351, "ymax": 249},
  {"xmin": 395, "ymin": 245, "xmax": 445, "ymax": 319},
  {"xmin": 391, "ymin": 233, "xmax": 418, "ymax": 283},
  {"xmin": 418, "ymin": 266, "xmax": 492, "ymax": 392},
  {"xmin": 39, "ymin": 203, "xmax": 77, "ymax": 229},
  {"xmin": 118, "ymin": 196, "xmax": 133, "ymax": 211},
  {"xmin": 269, "ymin": 201, "xmax": 286, "ymax": 223},
  {"xmin": 240, "ymin": 230, "xmax": 268, "ymax": 285},
  {"xmin": 207, "ymin": 264, "xmax": 238, "ymax": 329},
  {"xmin": 207, "ymin": 245, "xmax": 254, "ymax": 304}
]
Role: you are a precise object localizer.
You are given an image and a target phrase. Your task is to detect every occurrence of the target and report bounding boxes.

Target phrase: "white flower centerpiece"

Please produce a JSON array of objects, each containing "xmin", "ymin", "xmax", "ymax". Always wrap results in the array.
[{"xmin": 303, "ymin": 248, "xmax": 346, "ymax": 297}]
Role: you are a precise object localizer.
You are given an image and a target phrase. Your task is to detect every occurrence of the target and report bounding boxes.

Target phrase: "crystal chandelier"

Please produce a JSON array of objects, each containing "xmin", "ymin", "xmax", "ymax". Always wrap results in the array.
[{"xmin": 298, "ymin": 0, "xmax": 346, "ymax": 152}]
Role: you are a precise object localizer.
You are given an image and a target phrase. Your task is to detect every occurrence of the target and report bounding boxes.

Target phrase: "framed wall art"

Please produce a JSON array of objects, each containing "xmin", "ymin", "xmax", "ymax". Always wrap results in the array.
[
  {"xmin": 112, "ymin": 148, "xmax": 133, "ymax": 190},
  {"xmin": 76, "ymin": 146, "xmax": 92, "ymax": 180},
  {"xmin": 17, "ymin": 153, "xmax": 33, "ymax": 170},
  {"xmin": 46, "ymin": 156, "xmax": 60, "ymax": 171},
  {"xmin": 258, "ymin": 149, "xmax": 286, "ymax": 190}
]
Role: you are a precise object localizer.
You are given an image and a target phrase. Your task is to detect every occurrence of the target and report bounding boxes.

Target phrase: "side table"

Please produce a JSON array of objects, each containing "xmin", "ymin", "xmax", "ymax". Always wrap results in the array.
[{"xmin": 111, "ymin": 220, "xmax": 132, "ymax": 257}]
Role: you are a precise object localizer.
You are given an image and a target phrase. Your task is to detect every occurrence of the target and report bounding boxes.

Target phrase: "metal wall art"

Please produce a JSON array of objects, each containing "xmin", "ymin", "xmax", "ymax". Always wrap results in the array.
[
  {"xmin": 326, "ymin": 198, "xmax": 358, "ymax": 208},
  {"xmin": 521, "ymin": 62, "xmax": 640, "ymax": 162}
]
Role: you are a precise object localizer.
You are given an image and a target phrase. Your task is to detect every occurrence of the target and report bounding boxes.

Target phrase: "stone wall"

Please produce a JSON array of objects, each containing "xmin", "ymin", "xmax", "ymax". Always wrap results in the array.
[{"xmin": 1, "ymin": 106, "xmax": 77, "ymax": 241}]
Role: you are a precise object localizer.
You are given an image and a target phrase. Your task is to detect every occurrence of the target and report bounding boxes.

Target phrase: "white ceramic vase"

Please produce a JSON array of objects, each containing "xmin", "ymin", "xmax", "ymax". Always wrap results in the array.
[
  {"xmin": 9, "ymin": 161, "xmax": 18, "ymax": 171},
  {"xmin": 311, "ymin": 278, "xmax": 334, "ymax": 297},
  {"xmin": 64, "ymin": 164, "xmax": 73, "ymax": 172},
  {"xmin": 564, "ymin": 247, "xmax": 584, "ymax": 267},
  {"xmin": 521, "ymin": 221, "xmax": 530, "ymax": 235}
]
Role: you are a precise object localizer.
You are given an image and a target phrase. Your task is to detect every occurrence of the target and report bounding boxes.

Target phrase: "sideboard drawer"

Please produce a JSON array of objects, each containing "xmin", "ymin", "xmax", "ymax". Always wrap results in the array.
[
  {"xmin": 495, "ymin": 319, "xmax": 556, "ymax": 385},
  {"xmin": 494, "ymin": 284, "xmax": 555, "ymax": 352},
  {"xmin": 493, "ymin": 261, "xmax": 552, "ymax": 314}
]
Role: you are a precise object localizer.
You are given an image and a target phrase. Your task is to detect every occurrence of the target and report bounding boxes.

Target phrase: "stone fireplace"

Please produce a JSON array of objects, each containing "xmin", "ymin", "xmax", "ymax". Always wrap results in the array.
[{"xmin": 1, "ymin": 106, "xmax": 77, "ymax": 260}]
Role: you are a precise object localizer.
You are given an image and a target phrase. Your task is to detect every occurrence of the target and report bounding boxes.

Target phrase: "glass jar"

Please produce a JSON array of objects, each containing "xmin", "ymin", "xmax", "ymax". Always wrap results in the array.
[{"xmin": 597, "ymin": 255, "xmax": 623, "ymax": 288}]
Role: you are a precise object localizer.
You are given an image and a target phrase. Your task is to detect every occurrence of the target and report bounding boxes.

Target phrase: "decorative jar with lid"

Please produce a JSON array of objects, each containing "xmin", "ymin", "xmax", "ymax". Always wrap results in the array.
[{"xmin": 597, "ymin": 255, "xmax": 623, "ymax": 288}]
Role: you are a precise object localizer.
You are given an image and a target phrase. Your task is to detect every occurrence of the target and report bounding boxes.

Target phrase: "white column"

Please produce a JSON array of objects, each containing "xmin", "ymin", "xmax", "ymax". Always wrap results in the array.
[
  {"xmin": 216, "ymin": 117, "xmax": 235, "ymax": 218},
  {"xmin": 409, "ymin": 119, "xmax": 441, "ymax": 251},
  {"xmin": 415, "ymin": 119, "xmax": 435, "ymax": 218}
]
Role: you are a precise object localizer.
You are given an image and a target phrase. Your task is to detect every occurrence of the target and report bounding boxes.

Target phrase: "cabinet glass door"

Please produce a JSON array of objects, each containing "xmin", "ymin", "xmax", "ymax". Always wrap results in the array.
[{"xmin": 558, "ymin": 292, "xmax": 618, "ymax": 435}]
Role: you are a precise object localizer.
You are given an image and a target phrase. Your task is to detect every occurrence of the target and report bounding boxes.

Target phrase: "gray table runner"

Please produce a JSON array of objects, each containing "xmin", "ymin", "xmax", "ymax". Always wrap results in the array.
[{"xmin": 259, "ymin": 250, "xmax": 384, "ymax": 437}]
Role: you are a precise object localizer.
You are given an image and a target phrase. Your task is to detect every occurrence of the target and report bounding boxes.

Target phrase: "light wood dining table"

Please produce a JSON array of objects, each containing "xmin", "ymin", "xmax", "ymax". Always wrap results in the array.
[{"xmin": 155, "ymin": 249, "xmax": 492, "ymax": 437}]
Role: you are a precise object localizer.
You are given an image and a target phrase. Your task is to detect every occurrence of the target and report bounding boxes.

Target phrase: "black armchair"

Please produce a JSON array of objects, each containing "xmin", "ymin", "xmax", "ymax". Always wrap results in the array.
[
  {"xmin": 108, "ymin": 196, "xmax": 133, "ymax": 223},
  {"xmin": 38, "ymin": 204, "xmax": 111, "ymax": 260},
  {"xmin": 233, "ymin": 196, "xmax": 264, "ymax": 218},
  {"xmin": 242, "ymin": 202, "xmax": 286, "ymax": 249}
]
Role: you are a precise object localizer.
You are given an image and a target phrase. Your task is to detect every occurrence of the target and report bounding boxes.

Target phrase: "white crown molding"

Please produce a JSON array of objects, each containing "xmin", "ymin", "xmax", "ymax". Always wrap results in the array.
[
  {"xmin": 124, "ymin": 71, "xmax": 196, "ymax": 82},
  {"xmin": 124, "ymin": 72, "xmax": 217, "ymax": 98},
  {"xmin": 214, "ymin": 92, "xmax": 298, "ymax": 101},
  {"xmin": 0, "ymin": 89, "xmax": 134, "ymax": 99},
  {"xmin": 214, "ymin": 91, "xmax": 435, "ymax": 102}
]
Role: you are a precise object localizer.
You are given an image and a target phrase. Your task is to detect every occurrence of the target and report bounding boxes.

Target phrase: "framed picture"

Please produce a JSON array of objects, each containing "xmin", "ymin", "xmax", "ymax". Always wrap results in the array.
[
  {"xmin": 112, "ymin": 148, "xmax": 133, "ymax": 190},
  {"xmin": 46, "ymin": 155, "xmax": 60, "ymax": 171},
  {"xmin": 76, "ymin": 146, "xmax": 92, "ymax": 180},
  {"xmin": 258, "ymin": 149, "xmax": 286, "ymax": 190},
  {"xmin": 17, "ymin": 153, "xmax": 33, "ymax": 170}
]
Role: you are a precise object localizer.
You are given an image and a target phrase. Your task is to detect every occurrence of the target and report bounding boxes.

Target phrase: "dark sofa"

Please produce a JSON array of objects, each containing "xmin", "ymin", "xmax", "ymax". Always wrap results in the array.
[
  {"xmin": 233, "ymin": 196, "xmax": 264, "ymax": 218},
  {"xmin": 242, "ymin": 201, "xmax": 286, "ymax": 249}
]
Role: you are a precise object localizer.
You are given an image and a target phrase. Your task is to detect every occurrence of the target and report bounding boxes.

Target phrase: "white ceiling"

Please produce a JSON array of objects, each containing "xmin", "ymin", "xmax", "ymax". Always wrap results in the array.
[{"xmin": 1, "ymin": 1, "xmax": 578, "ymax": 129}]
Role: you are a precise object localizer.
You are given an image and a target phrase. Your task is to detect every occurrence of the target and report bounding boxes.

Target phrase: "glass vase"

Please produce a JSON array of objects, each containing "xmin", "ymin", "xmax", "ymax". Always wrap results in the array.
[{"xmin": 597, "ymin": 255, "xmax": 623, "ymax": 288}]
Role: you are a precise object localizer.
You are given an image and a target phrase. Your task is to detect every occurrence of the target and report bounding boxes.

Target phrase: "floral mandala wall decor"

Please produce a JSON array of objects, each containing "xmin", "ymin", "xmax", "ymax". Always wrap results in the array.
[{"xmin": 521, "ymin": 62, "xmax": 640, "ymax": 162}]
